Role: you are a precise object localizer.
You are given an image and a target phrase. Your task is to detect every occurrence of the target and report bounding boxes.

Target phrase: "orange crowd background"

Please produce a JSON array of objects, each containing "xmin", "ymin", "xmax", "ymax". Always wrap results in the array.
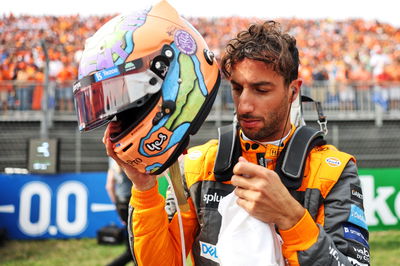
[{"xmin": 0, "ymin": 13, "xmax": 399, "ymax": 111}]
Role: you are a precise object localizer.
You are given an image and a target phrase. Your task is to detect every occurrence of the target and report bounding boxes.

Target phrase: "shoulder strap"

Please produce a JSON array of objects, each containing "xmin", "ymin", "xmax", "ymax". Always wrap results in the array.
[
  {"xmin": 214, "ymin": 123, "xmax": 241, "ymax": 182},
  {"xmin": 275, "ymin": 126, "xmax": 326, "ymax": 190},
  {"xmin": 213, "ymin": 124, "xmax": 326, "ymax": 188}
]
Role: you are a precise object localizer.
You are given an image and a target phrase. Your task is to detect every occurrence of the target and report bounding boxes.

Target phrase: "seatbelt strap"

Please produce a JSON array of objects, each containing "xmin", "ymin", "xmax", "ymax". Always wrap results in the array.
[
  {"xmin": 275, "ymin": 126, "xmax": 326, "ymax": 189},
  {"xmin": 214, "ymin": 123, "xmax": 241, "ymax": 182}
]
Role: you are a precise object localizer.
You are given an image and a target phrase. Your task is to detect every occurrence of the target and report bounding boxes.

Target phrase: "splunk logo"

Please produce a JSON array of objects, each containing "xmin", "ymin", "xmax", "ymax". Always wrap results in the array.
[
  {"xmin": 203, "ymin": 192, "xmax": 223, "ymax": 205},
  {"xmin": 202, "ymin": 188, "xmax": 231, "ymax": 208},
  {"xmin": 200, "ymin": 241, "xmax": 219, "ymax": 263}
]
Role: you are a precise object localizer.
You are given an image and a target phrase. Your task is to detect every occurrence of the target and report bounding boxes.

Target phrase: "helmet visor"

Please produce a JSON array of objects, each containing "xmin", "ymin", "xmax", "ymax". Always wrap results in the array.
[{"xmin": 74, "ymin": 67, "xmax": 163, "ymax": 132}]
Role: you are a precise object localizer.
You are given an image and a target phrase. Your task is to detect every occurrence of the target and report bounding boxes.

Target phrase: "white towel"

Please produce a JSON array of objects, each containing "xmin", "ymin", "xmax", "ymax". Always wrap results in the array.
[{"xmin": 216, "ymin": 192, "xmax": 285, "ymax": 266}]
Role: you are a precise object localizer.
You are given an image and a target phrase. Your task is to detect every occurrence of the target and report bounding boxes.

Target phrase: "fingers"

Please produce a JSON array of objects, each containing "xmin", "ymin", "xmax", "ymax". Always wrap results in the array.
[
  {"xmin": 234, "ymin": 186, "xmax": 254, "ymax": 201},
  {"xmin": 231, "ymin": 158, "xmax": 281, "ymax": 191},
  {"xmin": 231, "ymin": 160, "xmax": 263, "ymax": 189},
  {"xmin": 103, "ymin": 123, "xmax": 125, "ymax": 166},
  {"xmin": 238, "ymin": 156, "xmax": 248, "ymax": 163},
  {"xmin": 236, "ymin": 197, "xmax": 251, "ymax": 212},
  {"xmin": 231, "ymin": 174, "xmax": 252, "ymax": 189},
  {"xmin": 103, "ymin": 121, "xmax": 121, "ymax": 143},
  {"xmin": 233, "ymin": 159, "xmax": 263, "ymax": 178}
]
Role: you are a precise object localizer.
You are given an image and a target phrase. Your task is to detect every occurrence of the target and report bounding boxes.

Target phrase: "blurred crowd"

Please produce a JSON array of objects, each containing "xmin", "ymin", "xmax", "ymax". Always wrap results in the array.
[{"xmin": 0, "ymin": 13, "xmax": 400, "ymax": 111}]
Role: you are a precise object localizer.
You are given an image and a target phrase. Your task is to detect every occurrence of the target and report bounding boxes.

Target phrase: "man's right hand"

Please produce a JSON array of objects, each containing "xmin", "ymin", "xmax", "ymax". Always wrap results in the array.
[{"xmin": 103, "ymin": 121, "xmax": 157, "ymax": 191}]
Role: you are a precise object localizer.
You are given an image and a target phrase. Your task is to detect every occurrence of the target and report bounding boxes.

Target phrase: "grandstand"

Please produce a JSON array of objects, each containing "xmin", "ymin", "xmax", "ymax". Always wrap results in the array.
[{"xmin": 0, "ymin": 14, "xmax": 399, "ymax": 173}]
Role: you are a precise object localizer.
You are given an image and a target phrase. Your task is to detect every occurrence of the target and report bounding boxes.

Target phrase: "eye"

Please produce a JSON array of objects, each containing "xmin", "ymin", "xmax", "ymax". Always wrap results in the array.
[{"xmin": 255, "ymin": 88, "xmax": 268, "ymax": 93}]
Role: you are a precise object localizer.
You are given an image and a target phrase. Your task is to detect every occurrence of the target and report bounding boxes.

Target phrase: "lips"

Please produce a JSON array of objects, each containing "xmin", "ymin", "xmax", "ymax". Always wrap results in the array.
[{"xmin": 239, "ymin": 118, "xmax": 261, "ymax": 129}]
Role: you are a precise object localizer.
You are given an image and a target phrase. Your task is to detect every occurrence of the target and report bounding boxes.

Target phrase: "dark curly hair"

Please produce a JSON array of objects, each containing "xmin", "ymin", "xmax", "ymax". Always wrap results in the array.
[{"xmin": 221, "ymin": 21, "xmax": 299, "ymax": 87}]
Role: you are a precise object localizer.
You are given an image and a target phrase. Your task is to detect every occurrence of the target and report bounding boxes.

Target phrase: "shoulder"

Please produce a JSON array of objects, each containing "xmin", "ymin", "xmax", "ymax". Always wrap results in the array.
[
  {"xmin": 308, "ymin": 144, "xmax": 357, "ymax": 196},
  {"xmin": 184, "ymin": 139, "xmax": 219, "ymax": 186},
  {"xmin": 310, "ymin": 144, "xmax": 355, "ymax": 168}
]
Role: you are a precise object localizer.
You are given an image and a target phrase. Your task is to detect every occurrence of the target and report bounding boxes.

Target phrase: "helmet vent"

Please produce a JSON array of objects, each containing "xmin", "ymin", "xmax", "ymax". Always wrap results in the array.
[
  {"xmin": 204, "ymin": 49, "xmax": 215, "ymax": 65},
  {"xmin": 122, "ymin": 143, "xmax": 133, "ymax": 152}
]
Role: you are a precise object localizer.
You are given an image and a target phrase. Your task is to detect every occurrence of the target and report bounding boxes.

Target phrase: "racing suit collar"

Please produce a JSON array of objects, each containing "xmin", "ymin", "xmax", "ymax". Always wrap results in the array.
[{"xmin": 239, "ymin": 124, "xmax": 297, "ymax": 167}]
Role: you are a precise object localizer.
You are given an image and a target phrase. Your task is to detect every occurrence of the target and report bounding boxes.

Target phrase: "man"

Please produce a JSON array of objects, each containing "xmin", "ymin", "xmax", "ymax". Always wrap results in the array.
[{"xmin": 104, "ymin": 20, "xmax": 369, "ymax": 266}]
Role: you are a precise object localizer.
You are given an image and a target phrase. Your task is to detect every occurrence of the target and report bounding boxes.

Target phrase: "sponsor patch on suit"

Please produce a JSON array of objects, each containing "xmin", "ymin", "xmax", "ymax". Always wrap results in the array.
[
  {"xmin": 350, "ymin": 184, "xmax": 363, "ymax": 205},
  {"xmin": 343, "ymin": 223, "xmax": 369, "ymax": 247},
  {"xmin": 346, "ymin": 242, "xmax": 370, "ymax": 265},
  {"xmin": 203, "ymin": 188, "xmax": 231, "ymax": 209},
  {"xmin": 347, "ymin": 204, "xmax": 368, "ymax": 230}
]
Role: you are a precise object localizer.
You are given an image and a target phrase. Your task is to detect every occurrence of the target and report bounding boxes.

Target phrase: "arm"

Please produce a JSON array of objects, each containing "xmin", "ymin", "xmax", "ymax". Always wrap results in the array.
[
  {"xmin": 231, "ymin": 158, "xmax": 369, "ymax": 266},
  {"xmin": 280, "ymin": 160, "xmax": 369, "ymax": 266},
  {"xmin": 130, "ymin": 185, "xmax": 198, "ymax": 265},
  {"xmin": 103, "ymin": 122, "xmax": 198, "ymax": 265}
]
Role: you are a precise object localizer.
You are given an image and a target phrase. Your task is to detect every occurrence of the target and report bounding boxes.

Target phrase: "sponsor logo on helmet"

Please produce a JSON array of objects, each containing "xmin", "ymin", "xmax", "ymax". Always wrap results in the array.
[
  {"xmin": 143, "ymin": 128, "xmax": 173, "ymax": 156},
  {"xmin": 124, "ymin": 61, "xmax": 137, "ymax": 72},
  {"xmin": 199, "ymin": 241, "xmax": 219, "ymax": 263},
  {"xmin": 145, "ymin": 133, "xmax": 168, "ymax": 152},
  {"xmin": 326, "ymin": 157, "xmax": 341, "ymax": 167},
  {"xmin": 126, "ymin": 157, "xmax": 143, "ymax": 166},
  {"xmin": 174, "ymin": 30, "xmax": 197, "ymax": 55},
  {"xmin": 94, "ymin": 66, "xmax": 120, "ymax": 82}
]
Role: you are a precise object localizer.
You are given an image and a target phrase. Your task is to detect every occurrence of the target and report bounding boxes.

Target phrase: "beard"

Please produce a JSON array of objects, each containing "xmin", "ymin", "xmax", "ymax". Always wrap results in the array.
[
  {"xmin": 239, "ymin": 113, "xmax": 282, "ymax": 141},
  {"xmin": 238, "ymin": 97, "xmax": 290, "ymax": 142}
]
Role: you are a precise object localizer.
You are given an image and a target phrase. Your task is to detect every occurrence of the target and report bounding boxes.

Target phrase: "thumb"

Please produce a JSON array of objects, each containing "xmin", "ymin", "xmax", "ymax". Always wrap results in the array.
[{"xmin": 238, "ymin": 156, "xmax": 248, "ymax": 163}]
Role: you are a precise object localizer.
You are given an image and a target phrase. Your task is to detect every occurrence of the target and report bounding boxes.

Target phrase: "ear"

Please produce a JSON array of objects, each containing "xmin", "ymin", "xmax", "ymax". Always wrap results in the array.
[{"xmin": 289, "ymin": 79, "xmax": 302, "ymax": 103}]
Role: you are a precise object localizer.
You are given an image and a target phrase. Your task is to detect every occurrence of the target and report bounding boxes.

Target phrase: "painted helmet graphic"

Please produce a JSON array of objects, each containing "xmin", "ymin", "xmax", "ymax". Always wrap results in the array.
[{"xmin": 74, "ymin": 0, "xmax": 220, "ymax": 174}]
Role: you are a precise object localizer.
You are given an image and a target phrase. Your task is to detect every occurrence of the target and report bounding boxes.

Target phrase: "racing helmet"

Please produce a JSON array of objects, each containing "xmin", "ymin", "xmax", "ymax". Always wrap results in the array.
[{"xmin": 74, "ymin": 0, "xmax": 220, "ymax": 174}]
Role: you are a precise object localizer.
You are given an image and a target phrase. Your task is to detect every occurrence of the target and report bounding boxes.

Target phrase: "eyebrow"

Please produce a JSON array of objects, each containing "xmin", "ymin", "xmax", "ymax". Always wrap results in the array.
[{"xmin": 230, "ymin": 79, "xmax": 275, "ymax": 88}]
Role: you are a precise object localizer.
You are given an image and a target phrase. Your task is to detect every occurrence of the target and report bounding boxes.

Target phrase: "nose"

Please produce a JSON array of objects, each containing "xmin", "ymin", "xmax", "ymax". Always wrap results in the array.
[{"xmin": 236, "ymin": 88, "xmax": 254, "ymax": 114}]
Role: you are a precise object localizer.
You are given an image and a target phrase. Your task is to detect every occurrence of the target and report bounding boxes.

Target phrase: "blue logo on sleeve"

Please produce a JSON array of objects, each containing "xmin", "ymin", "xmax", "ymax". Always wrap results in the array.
[
  {"xmin": 343, "ymin": 223, "xmax": 369, "ymax": 247},
  {"xmin": 94, "ymin": 66, "xmax": 120, "ymax": 82},
  {"xmin": 348, "ymin": 204, "xmax": 368, "ymax": 230}
]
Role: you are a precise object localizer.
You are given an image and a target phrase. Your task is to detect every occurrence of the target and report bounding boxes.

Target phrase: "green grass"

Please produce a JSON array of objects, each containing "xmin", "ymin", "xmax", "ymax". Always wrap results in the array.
[
  {"xmin": 0, "ymin": 238, "xmax": 134, "ymax": 266},
  {"xmin": 370, "ymin": 230, "xmax": 400, "ymax": 266},
  {"xmin": 0, "ymin": 230, "xmax": 398, "ymax": 265}
]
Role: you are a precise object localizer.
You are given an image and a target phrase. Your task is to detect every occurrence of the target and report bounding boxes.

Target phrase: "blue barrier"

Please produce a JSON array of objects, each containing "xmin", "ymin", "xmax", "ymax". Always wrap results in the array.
[{"xmin": 0, "ymin": 173, "xmax": 121, "ymax": 239}]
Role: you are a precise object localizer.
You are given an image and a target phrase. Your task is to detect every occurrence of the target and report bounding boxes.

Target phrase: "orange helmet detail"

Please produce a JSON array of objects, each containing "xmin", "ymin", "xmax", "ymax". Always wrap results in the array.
[{"xmin": 74, "ymin": 1, "xmax": 220, "ymax": 174}]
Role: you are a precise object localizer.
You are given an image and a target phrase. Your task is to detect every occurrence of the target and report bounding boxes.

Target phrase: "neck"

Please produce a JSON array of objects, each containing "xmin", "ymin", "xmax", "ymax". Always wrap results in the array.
[{"xmin": 242, "ymin": 128, "xmax": 291, "ymax": 146}]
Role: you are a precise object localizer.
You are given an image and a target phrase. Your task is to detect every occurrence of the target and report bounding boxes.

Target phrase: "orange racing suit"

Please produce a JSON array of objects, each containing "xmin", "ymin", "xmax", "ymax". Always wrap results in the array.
[{"xmin": 128, "ymin": 126, "xmax": 369, "ymax": 265}]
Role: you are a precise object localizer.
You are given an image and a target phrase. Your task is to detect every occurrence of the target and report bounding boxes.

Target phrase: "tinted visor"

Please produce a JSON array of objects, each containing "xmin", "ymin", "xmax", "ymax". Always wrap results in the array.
[{"xmin": 74, "ymin": 69, "xmax": 163, "ymax": 132}]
